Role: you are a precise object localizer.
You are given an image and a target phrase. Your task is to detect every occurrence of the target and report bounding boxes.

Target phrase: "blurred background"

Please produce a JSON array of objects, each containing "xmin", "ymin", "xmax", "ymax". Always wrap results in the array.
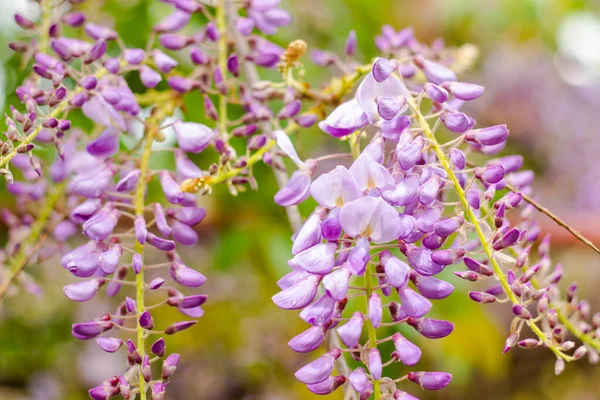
[{"xmin": 1, "ymin": 0, "xmax": 600, "ymax": 399}]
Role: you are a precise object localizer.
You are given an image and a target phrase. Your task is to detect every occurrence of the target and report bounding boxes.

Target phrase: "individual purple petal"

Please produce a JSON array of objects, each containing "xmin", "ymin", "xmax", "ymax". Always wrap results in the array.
[
  {"xmin": 171, "ymin": 220, "xmax": 199, "ymax": 246},
  {"xmin": 348, "ymin": 237, "xmax": 370, "ymax": 276},
  {"xmin": 291, "ymin": 243, "xmax": 336, "ymax": 275},
  {"xmin": 372, "ymin": 57, "xmax": 398, "ymax": 82},
  {"xmin": 272, "ymin": 274, "xmax": 320, "ymax": 310},
  {"xmin": 151, "ymin": 338, "xmax": 166, "ymax": 357},
  {"xmin": 154, "ymin": 203, "xmax": 172, "ymax": 237},
  {"xmin": 339, "ymin": 196, "xmax": 401, "ymax": 244},
  {"xmin": 160, "ymin": 171, "xmax": 184, "ymax": 204},
  {"xmin": 294, "ymin": 348, "xmax": 340, "ymax": 384},
  {"xmin": 442, "ymin": 81, "xmax": 484, "ymax": 101},
  {"xmin": 96, "ymin": 337, "xmax": 123, "ymax": 353},
  {"xmin": 368, "ymin": 292, "xmax": 382, "ymax": 328},
  {"xmin": 408, "ymin": 317, "xmax": 454, "ymax": 339},
  {"xmin": 424, "ymin": 82, "xmax": 449, "ymax": 103},
  {"xmin": 349, "ymin": 151, "xmax": 395, "ymax": 191},
  {"xmin": 63, "ymin": 279, "xmax": 101, "ymax": 302},
  {"xmin": 99, "ymin": 244, "xmax": 122, "ymax": 274},
  {"xmin": 288, "ymin": 325, "xmax": 325, "ymax": 353},
  {"xmin": 392, "ymin": 333, "xmax": 422, "ymax": 365},
  {"xmin": 414, "ymin": 56, "xmax": 456, "ymax": 84},
  {"xmin": 170, "ymin": 260, "xmax": 206, "ymax": 287},
  {"xmin": 274, "ymin": 169, "xmax": 312, "ymax": 206},
  {"xmin": 322, "ymin": 266, "xmax": 350, "ymax": 300},
  {"xmin": 321, "ymin": 208, "xmax": 342, "ymax": 240},
  {"xmin": 310, "ymin": 166, "xmax": 361, "ymax": 208},
  {"xmin": 171, "ymin": 207, "xmax": 206, "ymax": 226},
  {"xmin": 383, "ymin": 175, "xmax": 419, "ymax": 206},
  {"xmin": 465, "ymin": 124, "xmax": 509, "ymax": 146},
  {"xmin": 132, "ymin": 253, "xmax": 143, "ymax": 274},
  {"xmin": 382, "ymin": 252, "xmax": 410, "ymax": 288},
  {"xmin": 307, "ymin": 376, "xmax": 346, "ymax": 395},
  {"xmin": 413, "ymin": 275, "xmax": 453, "ymax": 299},
  {"xmin": 337, "ymin": 311, "xmax": 363, "ymax": 347},
  {"xmin": 408, "ymin": 371, "xmax": 452, "ymax": 390},
  {"xmin": 349, "ymin": 368, "xmax": 372, "ymax": 394},
  {"xmin": 173, "ymin": 120, "xmax": 213, "ymax": 153},
  {"xmin": 154, "ymin": 9, "xmax": 191, "ymax": 32},
  {"xmin": 345, "ymin": 30, "xmax": 357, "ymax": 56},
  {"xmin": 356, "ymin": 71, "xmax": 409, "ymax": 124},
  {"xmin": 398, "ymin": 286, "xmax": 432, "ymax": 318},
  {"xmin": 318, "ymin": 99, "xmax": 369, "ymax": 137},
  {"xmin": 377, "ymin": 96, "xmax": 405, "ymax": 120},
  {"xmin": 86, "ymin": 127, "xmax": 120, "ymax": 158},
  {"xmin": 368, "ymin": 348, "xmax": 382, "ymax": 380},
  {"xmin": 140, "ymin": 66, "xmax": 162, "ymax": 88},
  {"xmin": 292, "ymin": 209, "xmax": 324, "ymax": 255},
  {"xmin": 152, "ymin": 49, "xmax": 178, "ymax": 73},
  {"xmin": 299, "ymin": 294, "xmax": 335, "ymax": 326}
]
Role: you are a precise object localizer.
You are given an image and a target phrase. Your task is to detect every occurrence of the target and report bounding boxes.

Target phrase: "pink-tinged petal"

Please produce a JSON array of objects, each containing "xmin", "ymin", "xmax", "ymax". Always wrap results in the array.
[
  {"xmin": 86, "ymin": 127, "xmax": 120, "ymax": 158},
  {"xmin": 292, "ymin": 209, "xmax": 325, "ymax": 255},
  {"xmin": 349, "ymin": 152, "xmax": 395, "ymax": 191},
  {"xmin": 294, "ymin": 349, "xmax": 341, "ymax": 384},
  {"xmin": 318, "ymin": 99, "xmax": 369, "ymax": 137},
  {"xmin": 349, "ymin": 368, "xmax": 372, "ymax": 394},
  {"xmin": 407, "ymin": 372, "xmax": 452, "ymax": 390},
  {"xmin": 277, "ymin": 269, "xmax": 310, "ymax": 290},
  {"xmin": 307, "ymin": 375, "xmax": 346, "ymax": 395},
  {"xmin": 173, "ymin": 120, "xmax": 213, "ymax": 153},
  {"xmin": 398, "ymin": 286, "xmax": 432, "ymax": 318},
  {"xmin": 392, "ymin": 333, "xmax": 421, "ymax": 366},
  {"xmin": 367, "ymin": 348, "xmax": 382, "ymax": 379},
  {"xmin": 337, "ymin": 311, "xmax": 363, "ymax": 347},
  {"xmin": 322, "ymin": 266, "xmax": 350, "ymax": 300},
  {"xmin": 63, "ymin": 279, "xmax": 101, "ymax": 302},
  {"xmin": 368, "ymin": 292, "xmax": 382, "ymax": 328},
  {"xmin": 272, "ymin": 274, "xmax": 320, "ymax": 310},
  {"xmin": 288, "ymin": 325, "xmax": 325, "ymax": 353},
  {"xmin": 381, "ymin": 253, "xmax": 410, "ymax": 288},
  {"xmin": 275, "ymin": 130, "xmax": 303, "ymax": 166},
  {"xmin": 355, "ymin": 72, "xmax": 409, "ymax": 124},
  {"xmin": 310, "ymin": 166, "xmax": 361, "ymax": 208},
  {"xmin": 274, "ymin": 169, "xmax": 312, "ymax": 206},
  {"xmin": 383, "ymin": 175, "xmax": 419, "ymax": 206},
  {"xmin": 291, "ymin": 243, "xmax": 336, "ymax": 275},
  {"xmin": 96, "ymin": 337, "xmax": 123, "ymax": 353},
  {"xmin": 299, "ymin": 294, "xmax": 335, "ymax": 326},
  {"xmin": 339, "ymin": 196, "xmax": 401, "ymax": 244},
  {"xmin": 82, "ymin": 96, "xmax": 127, "ymax": 131}
]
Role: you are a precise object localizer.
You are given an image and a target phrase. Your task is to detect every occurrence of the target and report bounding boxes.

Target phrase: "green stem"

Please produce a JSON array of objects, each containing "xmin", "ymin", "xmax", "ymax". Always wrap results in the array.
[
  {"xmin": 0, "ymin": 180, "xmax": 67, "ymax": 301},
  {"xmin": 364, "ymin": 263, "xmax": 381, "ymax": 399},
  {"xmin": 134, "ymin": 103, "xmax": 174, "ymax": 399},
  {"xmin": 409, "ymin": 98, "xmax": 574, "ymax": 360},
  {"xmin": 38, "ymin": 0, "xmax": 53, "ymax": 54},
  {"xmin": 480, "ymin": 201, "xmax": 600, "ymax": 352}
]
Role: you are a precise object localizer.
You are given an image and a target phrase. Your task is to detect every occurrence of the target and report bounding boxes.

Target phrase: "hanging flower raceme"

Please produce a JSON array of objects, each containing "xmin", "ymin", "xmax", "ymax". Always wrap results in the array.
[{"xmin": 272, "ymin": 23, "xmax": 600, "ymax": 398}]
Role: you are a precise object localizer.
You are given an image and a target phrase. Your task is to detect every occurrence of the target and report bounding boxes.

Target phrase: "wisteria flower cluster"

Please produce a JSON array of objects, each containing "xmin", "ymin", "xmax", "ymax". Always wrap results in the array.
[{"xmin": 1, "ymin": 0, "xmax": 599, "ymax": 399}]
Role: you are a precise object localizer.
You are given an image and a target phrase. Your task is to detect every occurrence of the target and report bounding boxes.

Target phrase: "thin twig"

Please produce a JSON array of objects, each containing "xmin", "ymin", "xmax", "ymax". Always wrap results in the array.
[
  {"xmin": 0, "ymin": 181, "xmax": 67, "ymax": 301},
  {"xmin": 465, "ymin": 160, "xmax": 600, "ymax": 256}
]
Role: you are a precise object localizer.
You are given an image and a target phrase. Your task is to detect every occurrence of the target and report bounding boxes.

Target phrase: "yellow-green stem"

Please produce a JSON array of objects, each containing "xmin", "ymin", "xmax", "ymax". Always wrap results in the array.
[
  {"xmin": 408, "ymin": 98, "xmax": 570, "ymax": 359},
  {"xmin": 134, "ymin": 103, "xmax": 174, "ymax": 398},
  {"xmin": 38, "ymin": 0, "xmax": 53, "ymax": 54},
  {"xmin": 364, "ymin": 263, "xmax": 381, "ymax": 399},
  {"xmin": 181, "ymin": 139, "xmax": 275, "ymax": 192},
  {"xmin": 0, "ymin": 180, "xmax": 67, "ymax": 300},
  {"xmin": 480, "ymin": 202, "xmax": 600, "ymax": 352}
]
